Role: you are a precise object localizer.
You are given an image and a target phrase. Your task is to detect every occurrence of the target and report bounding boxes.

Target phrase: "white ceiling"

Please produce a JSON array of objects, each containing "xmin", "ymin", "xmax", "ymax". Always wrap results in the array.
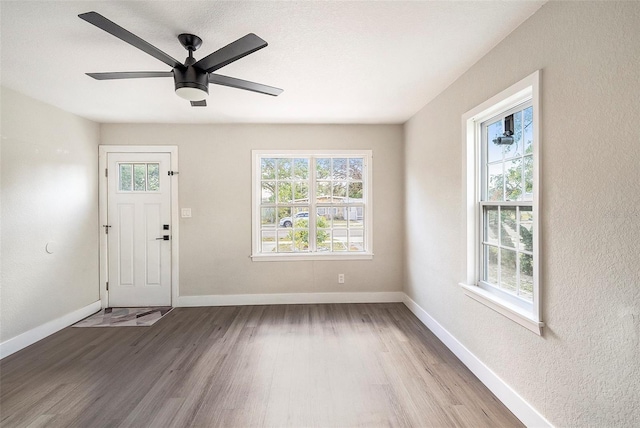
[{"xmin": 0, "ymin": 1, "xmax": 545, "ymax": 124}]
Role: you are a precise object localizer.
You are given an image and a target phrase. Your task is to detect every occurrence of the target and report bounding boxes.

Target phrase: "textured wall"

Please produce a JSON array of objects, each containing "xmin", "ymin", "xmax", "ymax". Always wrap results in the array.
[
  {"xmin": 101, "ymin": 124, "xmax": 404, "ymax": 297},
  {"xmin": 0, "ymin": 87, "xmax": 100, "ymax": 343},
  {"xmin": 404, "ymin": 2, "xmax": 640, "ymax": 426}
]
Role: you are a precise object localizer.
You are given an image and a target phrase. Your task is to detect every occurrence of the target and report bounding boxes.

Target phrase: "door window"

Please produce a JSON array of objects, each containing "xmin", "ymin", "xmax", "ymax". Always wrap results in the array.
[{"xmin": 118, "ymin": 163, "xmax": 160, "ymax": 192}]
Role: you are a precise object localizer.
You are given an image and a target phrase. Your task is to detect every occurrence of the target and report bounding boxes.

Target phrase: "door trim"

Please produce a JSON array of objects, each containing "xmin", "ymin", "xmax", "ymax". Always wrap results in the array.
[{"xmin": 99, "ymin": 145, "xmax": 179, "ymax": 309}]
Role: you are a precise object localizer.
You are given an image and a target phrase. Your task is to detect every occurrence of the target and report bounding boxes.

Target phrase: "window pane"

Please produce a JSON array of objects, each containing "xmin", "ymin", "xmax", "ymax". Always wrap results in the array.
[
  {"xmin": 277, "ymin": 207, "xmax": 292, "ymax": 228},
  {"xmin": 276, "ymin": 158, "xmax": 292, "ymax": 180},
  {"xmin": 332, "ymin": 229, "xmax": 348, "ymax": 252},
  {"xmin": 277, "ymin": 230, "xmax": 293, "ymax": 252},
  {"xmin": 291, "ymin": 219, "xmax": 309, "ymax": 252},
  {"xmin": 487, "ymin": 163, "xmax": 503, "ymax": 201},
  {"xmin": 277, "ymin": 182, "xmax": 293, "ymax": 203},
  {"xmin": 348, "ymin": 208, "xmax": 364, "ymax": 228},
  {"xmin": 261, "ymin": 182, "xmax": 275, "ymax": 203},
  {"xmin": 519, "ymin": 207, "xmax": 533, "ymax": 252},
  {"xmin": 485, "ymin": 245, "xmax": 498, "ymax": 285},
  {"xmin": 520, "ymin": 253, "xmax": 534, "ymax": 301},
  {"xmin": 316, "ymin": 158, "xmax": 330, "ymax": 179},
  {"xmin": 261, "ymin": 158, "xmax": 276, "ymax": 179},
  {"xmin": 261, "ymin": 208, "xmax": 276, "ymax": 228},
  {"xmin": 524, "ymin": 155, "xmax": 533, "ymax": 198},
  {"xmin": 316, "ymin": 212, "xmax": 329, "ymax": 228},
  {"xmin": 316, "ymin": 207, "xmax": 329, "ymax": 223},
  {"xmin": 487, "ymin": 120, "xmax": 503, "ymax": 163},
  {"xmin": 504, "ymin": 159, "xmax": 522, "ymax": 201},
  {"xmin": 333, "ymin": 182, "xmax": 347, "ymax": 201},
  {"xmin": 317, "ymin": 229, "xmax": 331, "ymax": 251},
  {"xmin": 348, "ymin": 182, "xmax": 363, "ymax": 201},
  {"xmin": 500, "ymin": 207, "xmax": 517, "ymax": 248},
  {"xmin": 147, "ymin": 163, "xmax": 159, "ymax": 191},
  {"xmin": 523, "ymin": 106, "xmax": 533, "ymax": 154},
  {"xmin": 349, "ymin": 158, "xmax": 363, "ymax": 180},
  {"xmin": 294, "ymin": 158, "xmax": 308, "ymax": 180},
  {"xmin": 331, "ymin": 207, "xmax": 348, "ymax": 228},
  {"xmin": 332, "ymin": 158, "xmax": 347, "ymax": 180},
  {"xmin": 484, "ymin": 206, "xmax": 499, "ymax": 244},
  {"xmin": 292, "ymin": 208, "xmax": 309, "ymax": 229},
  {"xmin": 294, "ymin": 182, "xmax": 308, "ymax": 203},
  {"xmin": 500, "ymin": 248, "xmax": 517, "ymax": 292},
  {"xmin": 316, "ymin": 181, "xmax": 331, "ymax": 202},
  {"xmin": 349, "ymin": 229, "xmax": 364, "ymax": 252},
  {"xmin": 134, "ymin": 164, "xmax": 146, "ymax": 191},
  {"xmin": 505, "ymin": 110, "xmax": 523, "ymax": 158},
  {"xmin": 261, "ymin": 231, "xmax": 276, "ymax": 253},
  {"xmin": 119, "ymin": 163, "xmax": 132, "ymax": 191}
]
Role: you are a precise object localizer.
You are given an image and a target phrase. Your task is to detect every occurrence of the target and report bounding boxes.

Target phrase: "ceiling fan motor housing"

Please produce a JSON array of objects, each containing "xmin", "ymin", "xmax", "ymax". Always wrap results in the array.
[{"xmin": 173, "ymin": 65, "xmax": 209, "ymax": 100}]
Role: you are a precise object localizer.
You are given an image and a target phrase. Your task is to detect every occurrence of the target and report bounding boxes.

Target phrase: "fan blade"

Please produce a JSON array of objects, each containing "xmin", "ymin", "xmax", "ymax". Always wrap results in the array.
[
  {"xmin": 191, "ymin": 100, "xmax": 207, "ymax": 107},
  {"xmin": 87, "ymin": 71, "xmax": 173, "ymax": 80},
  {"xmin": 209, "ymin": 74, "xmax": 283, "ymax": 96},
  {"xmin": 194, "ymin": 33, "xmax": 267, "ymax": 73},
  {"xmin": 79, "ymin": 12, "xmax": 183, "ymax": 69}
]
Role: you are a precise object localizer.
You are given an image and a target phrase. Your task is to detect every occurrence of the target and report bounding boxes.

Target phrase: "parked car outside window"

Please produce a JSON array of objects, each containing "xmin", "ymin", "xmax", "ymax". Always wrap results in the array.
[{"xmin": 279, "ymin": 212, "xmax": 309, "ymax": 227}]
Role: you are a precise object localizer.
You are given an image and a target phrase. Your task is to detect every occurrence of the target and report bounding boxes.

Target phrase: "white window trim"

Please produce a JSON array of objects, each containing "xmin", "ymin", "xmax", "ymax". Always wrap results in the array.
[
  {"xmin": 251, "ymin": 149, "xmax": 373, "ymax": 261},
  {"xmin": 460, "ymin": 70, "xmax": 543, "ymax": 335}
]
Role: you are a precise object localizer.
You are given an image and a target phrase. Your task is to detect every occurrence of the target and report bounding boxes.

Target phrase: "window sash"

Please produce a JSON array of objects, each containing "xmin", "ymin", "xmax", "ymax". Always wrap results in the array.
[
  {"xmin": 478, "ymin": 202, "xmax": 534, "ymax": 311},
  {"xmin": 480, "ymin": 101, "xmax": 533, "ymax": 203}
]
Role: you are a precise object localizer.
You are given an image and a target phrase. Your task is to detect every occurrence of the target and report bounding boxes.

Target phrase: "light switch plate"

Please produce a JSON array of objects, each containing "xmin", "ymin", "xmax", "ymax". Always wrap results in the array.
[{"xmin": 181, "ymin": 208, "xmax": 192, "ymax": 218}]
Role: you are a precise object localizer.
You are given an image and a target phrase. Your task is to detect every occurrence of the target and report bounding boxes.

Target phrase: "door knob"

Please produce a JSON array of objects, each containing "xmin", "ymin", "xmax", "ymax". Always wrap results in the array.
[{"xmin": 156, "ymin": 235, "xmax": 170, "ymax": 240}]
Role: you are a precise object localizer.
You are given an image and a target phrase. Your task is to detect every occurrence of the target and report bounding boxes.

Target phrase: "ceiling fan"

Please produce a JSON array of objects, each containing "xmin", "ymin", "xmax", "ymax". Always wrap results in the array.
[{"xmin": 79, "ymin": 11, "xmax": 283, "ymax": 107}]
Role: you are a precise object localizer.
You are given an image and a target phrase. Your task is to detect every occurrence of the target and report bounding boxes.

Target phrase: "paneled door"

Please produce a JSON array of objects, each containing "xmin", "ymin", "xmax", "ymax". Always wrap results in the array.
[{"xmin": 107, "ymin": 152, "xmax": 172, "ymax": 306}]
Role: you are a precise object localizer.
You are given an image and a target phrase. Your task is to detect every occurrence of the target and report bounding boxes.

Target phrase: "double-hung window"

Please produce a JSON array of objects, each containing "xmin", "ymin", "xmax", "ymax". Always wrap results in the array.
[
  {"xmin": 251, "ymin": 150, "xmax": 373, "ymax": 261},
  {"xmin": 481, "ymin": 103, "xmax": 534, "ymax": 303},
  {"xmin": 461, "ymin": 71, "xmax": 542, "ymax": 334}
]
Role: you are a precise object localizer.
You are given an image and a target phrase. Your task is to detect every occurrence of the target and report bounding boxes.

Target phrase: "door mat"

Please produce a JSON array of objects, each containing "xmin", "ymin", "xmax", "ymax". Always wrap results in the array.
[{"xmin": 73, "ymin": 307, "xmax": 173, "ymax": 327}]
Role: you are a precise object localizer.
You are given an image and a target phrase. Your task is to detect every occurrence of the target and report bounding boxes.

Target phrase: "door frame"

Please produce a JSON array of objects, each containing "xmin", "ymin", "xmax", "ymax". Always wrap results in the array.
[{"xmin": 98, "ymin": 145, "xmax": 179, "ymax": 309}]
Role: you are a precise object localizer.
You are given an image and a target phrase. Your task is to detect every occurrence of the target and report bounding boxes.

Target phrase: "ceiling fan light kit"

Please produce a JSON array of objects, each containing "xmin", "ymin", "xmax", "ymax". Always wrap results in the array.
[{"xmin": 78, "ymin": 12, "xmax": 283, "ymax": 107}]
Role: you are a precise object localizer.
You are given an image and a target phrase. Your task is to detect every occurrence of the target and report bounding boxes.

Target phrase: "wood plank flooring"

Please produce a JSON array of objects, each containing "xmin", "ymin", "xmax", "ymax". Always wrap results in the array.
[{"xmin": 0, "ymin": 303, "xmax": 523, "ymax": 427}]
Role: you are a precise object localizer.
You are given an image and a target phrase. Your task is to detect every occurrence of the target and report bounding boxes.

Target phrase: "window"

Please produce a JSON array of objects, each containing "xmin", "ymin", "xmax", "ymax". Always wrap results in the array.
[
  {"xmin": 252, "ymin": 150, "xmax": 373, "ymax": 261},
  {"xmin": 480, "ymin": 103, "xmax": 533, "ymax": 304},
  {"xmin": 118, "ymin": 163, "xmax": 160, "ymax": 192},
  {"xmin": 460, "ymin": 71, "xmax": 542, "ymax": 334}
]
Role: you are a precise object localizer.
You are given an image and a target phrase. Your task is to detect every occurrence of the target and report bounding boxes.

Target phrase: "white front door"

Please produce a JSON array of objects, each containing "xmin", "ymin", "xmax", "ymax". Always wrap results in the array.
[{"xmin": 107, "ymin": 152, "xmax": 172, "ymax": 307}]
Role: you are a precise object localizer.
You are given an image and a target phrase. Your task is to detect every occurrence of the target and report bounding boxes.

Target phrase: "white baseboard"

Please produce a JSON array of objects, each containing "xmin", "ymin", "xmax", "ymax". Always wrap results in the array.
[
  {"xmin": 402, "ymin": 294, "xmax": 551, "ymax": 428},
  {"xmin": 0, "ymin": 301, "xmax": 102, "ymax": 360},
  {"xmin": 177, "ymin": 291, "xmax": 404, "ymax": 307}
]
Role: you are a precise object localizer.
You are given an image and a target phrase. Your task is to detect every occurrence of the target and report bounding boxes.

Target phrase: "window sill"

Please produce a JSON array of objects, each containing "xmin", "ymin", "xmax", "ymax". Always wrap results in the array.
[
  {"xmin": 459, "ymin": 283, "xmax": 544, "ymax": 335},
  {"xmin": 251, "ymin": 253, "xmax": 374, "ymax": 262}
]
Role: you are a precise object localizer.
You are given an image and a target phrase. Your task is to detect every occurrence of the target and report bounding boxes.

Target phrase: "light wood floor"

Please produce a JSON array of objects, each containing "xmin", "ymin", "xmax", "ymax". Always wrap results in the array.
[{"xmin": 0, "ymin": 303, "xmax": 523, "ymax": 427}]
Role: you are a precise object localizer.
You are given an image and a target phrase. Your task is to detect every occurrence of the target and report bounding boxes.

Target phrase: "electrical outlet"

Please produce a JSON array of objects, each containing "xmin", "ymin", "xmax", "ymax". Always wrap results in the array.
[
  {"xmin": 338, "ymin": 274, "xmax": 345, "ymax": 284},
  {"xmin": 181, "ymin": 208, "xmax": 192, "ymax": 218}
]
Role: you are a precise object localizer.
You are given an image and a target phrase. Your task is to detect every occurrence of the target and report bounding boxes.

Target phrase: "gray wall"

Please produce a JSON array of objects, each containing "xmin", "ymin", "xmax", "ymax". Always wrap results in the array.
[
  {"xmin": 404, "ymin": 2, "xmax": 640, "ymax": 426},
  {"xmin": 0, "ymin": 87, "xmax": 100, "ymax": 342},
  {"xmin": 101, "ymin": 124, "xmax": 404, "ymax": 297}
]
